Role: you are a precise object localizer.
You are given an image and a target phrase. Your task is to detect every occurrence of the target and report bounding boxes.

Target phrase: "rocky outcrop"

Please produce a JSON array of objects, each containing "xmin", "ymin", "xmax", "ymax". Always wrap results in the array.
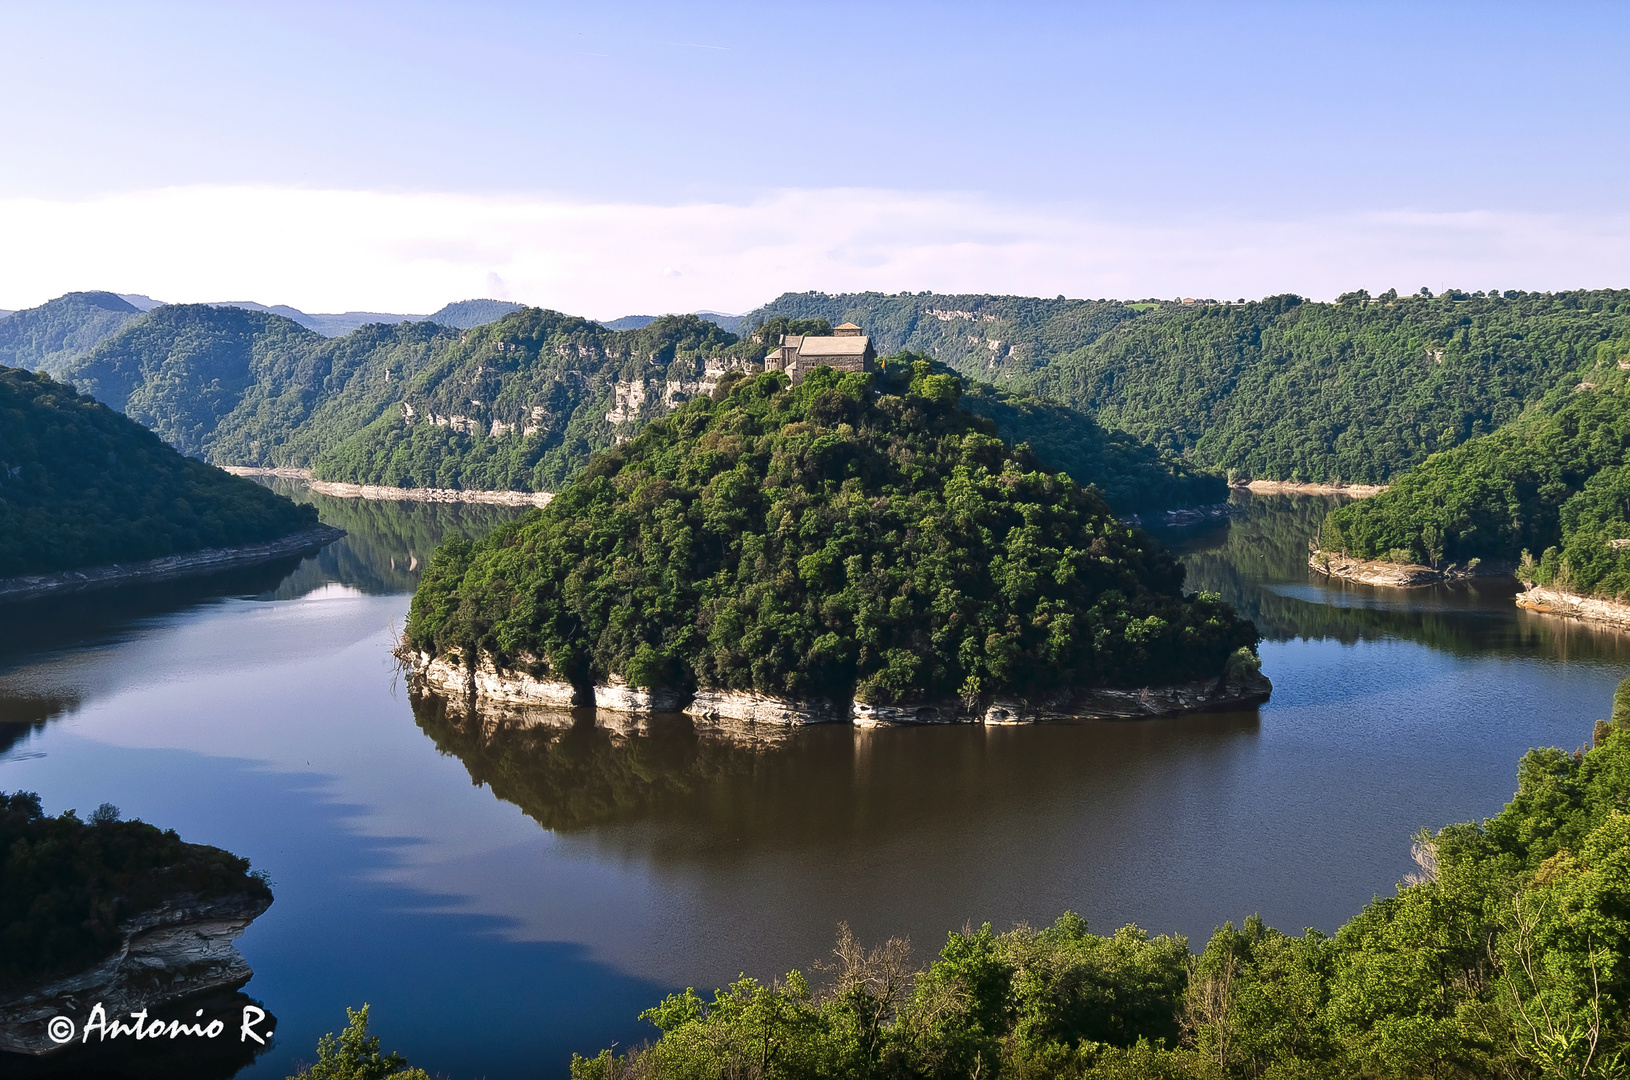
[
  {"xmin": 413, "ymin": 652, "xmax": 582, "ymax": 707},
  {"xmin": 852, "ymin": 671, "xmax": 1273, "ymax": 726},
  {"xmin": 1308, "ymin": 550, "xmax": 1512, "ymax": 588},
  {"xmin": 0, "ymin": 891, "xmax": 271, "ymax": 1056},
  {"xmin": 411, "ymin": 654, "xmax": 1273, "ymax": 725},
  {"xmin": 1515, "ymin": 586, "xmax": 1630, "ymax": 628},
  {"xmin": 407, "ymin": 654, "xmax": 684, "ymax": 713},
  {"xmin": 222, "ymin": 468, "xmax": 554, "ymax": 506},
  {"xmin": 1237, "ymin": 480, "xmax": 1389, "ymax": 497},
  {"xmin": 594, "ymin": 677, "xmax": 686, "ymax": 713},
  {"xmin": 685, "ymin": 688, "xmax": 848, "ymax": 725},
  {"xmin": 0, "ymin": 524, "xmax": 345, "ymax": 604}
]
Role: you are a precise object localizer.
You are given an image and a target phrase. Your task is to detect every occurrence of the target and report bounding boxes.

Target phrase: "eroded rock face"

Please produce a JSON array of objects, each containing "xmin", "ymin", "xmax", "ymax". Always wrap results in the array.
[
  {"xmin": 415, "ymin": 652, "xmax": 582, "ymax": 707},
  {"xmin": 0, "ymin": 891, "xmax": 271, "ymax": 1056},
  {"xmin": 410, "ymin": 653, "xmax": 1273, "ymax": 726},
  {"xmin": 686, "ymin": 689, "xmax": 847, "ymax": 725},
  {"xmin": 1308, "ymin": 550, "xmax": 1512, "ymax": 588},
  {"xmin": 1516, "ymin": 585, "xmax": 1630, "ymax": 628},
  {"xmin": 593, "ymin": 678, "xmax": 686, "ymax": 713}
]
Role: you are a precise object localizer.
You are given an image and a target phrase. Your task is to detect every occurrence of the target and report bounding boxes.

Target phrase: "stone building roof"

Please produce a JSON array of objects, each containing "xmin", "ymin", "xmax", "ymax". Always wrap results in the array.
[{"xmin": 794, "ymin": 336, "xmax": 872, "ymax": 358}]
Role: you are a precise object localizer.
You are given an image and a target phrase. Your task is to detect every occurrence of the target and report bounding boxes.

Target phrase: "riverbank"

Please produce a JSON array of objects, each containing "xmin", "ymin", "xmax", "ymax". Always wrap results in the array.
[
  {"xmin": 1236, "ymin": 479, "xmax": 1389, "ymax": 497},
  {"xmin": 223, "ymin": 467, "xmax": 554, "ymax": 507},
  {"xmin": 1308, "ymin": 549, "xmax": 1511, "ymax": 588},
  {"xmin": 0, "ymin": 523, "xmax": 345, "ymax": 604},
  {"xmin": 1515, "ymin": 585, "xmax": 1630, "ymax": 629},
  {"xmin": 405, "ymin": 652, "xmax": 1272, "ymax": 725},
  {"xmin": 0, "ymin": 891, "xmax": 272, "ymax": 1056}
]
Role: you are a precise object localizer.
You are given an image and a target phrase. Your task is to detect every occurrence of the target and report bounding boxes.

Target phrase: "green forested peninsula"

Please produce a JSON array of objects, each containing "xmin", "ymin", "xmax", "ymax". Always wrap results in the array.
[
  {"xmin": 0, "ymin": 791, "xmax": 271, "ymax": 990},
  {"xmin": 574, "ymin": 697, "xmax": 1630, "ymax": 1080},
  {"xmin": 0, "ymin": 366, "xmax": 316, "ymax": 577},
  {"xmin": 406, "ymin": 363, "xmax": 1257, "ymax": 706},
  {"xmin": 751, "ymin": 289, "xmax": 1630, "ymax": 484},
  {"xmin": 0, "ymin": 291, "xmax": 143, "ymax": 378},
  {"xmin": 1319, "ymin": 343, "xmax": 1630, "ymax": 599}
]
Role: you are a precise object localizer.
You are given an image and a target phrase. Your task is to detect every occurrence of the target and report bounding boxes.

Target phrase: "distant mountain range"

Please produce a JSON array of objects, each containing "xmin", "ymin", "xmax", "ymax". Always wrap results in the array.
[
  {"xmin": 603, "ymin": 311, "xmax": 744, "ymax": 333},
  {"xmin": 9, "ymin": 285, "xmax": 1625, "ymax": 494},
  {"xmin": 0, "ymin": 294, "xmax": 746, "ymax": 340}
]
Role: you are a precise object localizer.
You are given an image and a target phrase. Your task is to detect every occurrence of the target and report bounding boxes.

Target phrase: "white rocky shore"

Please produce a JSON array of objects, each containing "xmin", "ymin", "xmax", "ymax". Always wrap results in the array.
[
  {"xmin": 223, "ymin": 466, "xmax": 553, "ymax": 507},
  {"xmin": 1308, "ymin": 549, "xmax": 1512, "ymax": 588},
  {"xmin": 0, "ymin": 891, "xmax": 271, "ymax": 1056},
  {"xmin": 0, "ymin": 523, "xmax": 346, "ymax": 604},
  {"xmin": 406, "ymin": 653, "xmax": 1272, "ymax": 726},
  {"xmin": 1515, "ymin": 585, "xmax": 1630, "ymax": 628}
]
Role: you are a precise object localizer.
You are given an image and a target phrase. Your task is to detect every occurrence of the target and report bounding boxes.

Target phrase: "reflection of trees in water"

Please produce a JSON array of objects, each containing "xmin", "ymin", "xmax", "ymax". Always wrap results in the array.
[
  {"xmin": 410, "ymin": 692, "xmax": 784, "ymax": 833},
  {"xmin": 252, "ymin": 480, "xmax": 528, "ymax": 598},
  {"xmin": 409, "ymin": 690, "xmax": 1262, "ymax": 842},
  {"xmin": 0, "ymin": 695, "xmax": 78, "ymax": 755},
  {"xmin": 1165, "ymin": 493, "xmax": 1630, "ymax": 662},
  {"xmin": 0, "ymin": 560, "xmax": 297, "ymax": 663}
]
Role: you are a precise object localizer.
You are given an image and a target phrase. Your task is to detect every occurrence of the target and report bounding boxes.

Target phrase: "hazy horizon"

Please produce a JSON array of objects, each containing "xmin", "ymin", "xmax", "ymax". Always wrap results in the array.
[{"xmin": 4, "ymin": 2, "xmax": 1627, "ymax": 314}]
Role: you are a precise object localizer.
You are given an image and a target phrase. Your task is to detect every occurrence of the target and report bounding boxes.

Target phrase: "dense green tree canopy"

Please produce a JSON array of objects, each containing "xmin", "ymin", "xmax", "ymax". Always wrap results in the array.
[
  {"xmin": 752, "ymin": 289, "xmax": 1630, "ymax": 485},
  {"xmin": 1320, "ymin": 344, "xmax": 1630, "ymax": 597},
  {"xmin": 405, "ymin": 363, "xmax": 1257, "ymax": 705},
  {"xmin": 0, "ymin": 366, "xmax": 317, "ymax": 577},
  {"xmin": 0, "ymin": 291, "xmax": 142, "ymax": 378}
]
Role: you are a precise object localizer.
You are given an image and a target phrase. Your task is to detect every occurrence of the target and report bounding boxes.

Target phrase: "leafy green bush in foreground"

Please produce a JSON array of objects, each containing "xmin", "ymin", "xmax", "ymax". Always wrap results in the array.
[{"xmin": 572, "ymin": 687, "xmax": 1630, "ymax": 1079}]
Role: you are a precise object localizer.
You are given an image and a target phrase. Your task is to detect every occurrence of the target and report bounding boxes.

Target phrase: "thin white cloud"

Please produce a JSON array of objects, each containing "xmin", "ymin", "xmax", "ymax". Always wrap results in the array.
[{"xmin": 1, "ymin": 185, "xmax": 1627, "ymax": 317}]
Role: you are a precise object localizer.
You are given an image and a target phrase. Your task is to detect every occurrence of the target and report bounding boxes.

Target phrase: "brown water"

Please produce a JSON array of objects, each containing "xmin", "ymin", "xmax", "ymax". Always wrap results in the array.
[{"xmin": 0, "ymin": 489, "xmax": 1624, "ymax": 1078}]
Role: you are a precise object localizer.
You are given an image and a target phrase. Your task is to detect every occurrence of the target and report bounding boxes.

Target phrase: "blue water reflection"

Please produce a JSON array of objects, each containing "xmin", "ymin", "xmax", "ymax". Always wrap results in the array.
[{"xmin": 0, "ymin": 488, "xmax": 1625, "ymax": 1079}]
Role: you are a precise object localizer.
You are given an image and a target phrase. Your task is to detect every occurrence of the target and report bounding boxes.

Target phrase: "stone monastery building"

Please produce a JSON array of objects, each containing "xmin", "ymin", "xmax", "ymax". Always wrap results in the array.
[{"xmin": 764, "ymin": 322, "xmax": 877, "ymax": 385}]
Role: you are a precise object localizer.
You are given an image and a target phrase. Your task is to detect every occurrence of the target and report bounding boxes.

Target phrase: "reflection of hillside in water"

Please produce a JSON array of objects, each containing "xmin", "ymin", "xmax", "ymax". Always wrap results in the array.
[
  {"xmin": 0, "ymin": 695, "xmax": 78, "ymax": 755},
  {"xmin": 252, "ymin": 479, "xmax": 527, "ymax": 598},
  {"xmin": 410, "ymin": 691, "xmax": 1262, "ymax": 843},
  {"xmin": 1167, "ymin": 493, "xmax": 1630, "ymax": 662}
]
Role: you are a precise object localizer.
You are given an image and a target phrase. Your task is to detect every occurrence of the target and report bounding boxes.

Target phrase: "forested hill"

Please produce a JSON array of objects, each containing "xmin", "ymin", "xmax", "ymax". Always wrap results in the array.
[
  {"xmin": 0, "ymin": 366, "xmax": 317, "ymax": 577},
  {"xmin": 406, "ymin": 362, "xmax": 1258, "ymax": 706},
  {"xmin": 1319, "ymin": 340, "xmax": 1630, "ymax": 599},
  {"xmin": 748, "ymin": 289, "xmax": 1630, "ymax": 484},
  {"xmin": 0, "ymin": 291, "xmax": 143, "ymax": 377},
  {"xmin": 49, "ymin": 304, "xmax": 1214, "ymax": 509},
  {"xmin": 310, "ymin": 308, "xmax": 744, "ymax": 490}
]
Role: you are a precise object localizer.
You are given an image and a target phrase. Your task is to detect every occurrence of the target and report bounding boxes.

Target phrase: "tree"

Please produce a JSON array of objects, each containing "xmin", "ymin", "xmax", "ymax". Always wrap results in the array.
[{"xmin": 288, "ymin": 1003, "xmax": 430, "ymax": 1080}]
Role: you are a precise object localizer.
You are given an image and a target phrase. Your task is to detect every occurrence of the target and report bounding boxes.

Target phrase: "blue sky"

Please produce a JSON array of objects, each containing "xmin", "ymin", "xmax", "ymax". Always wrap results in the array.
[{"xmin": 3, "ymin": 1, "xmax": 1627, "ymax": 315}]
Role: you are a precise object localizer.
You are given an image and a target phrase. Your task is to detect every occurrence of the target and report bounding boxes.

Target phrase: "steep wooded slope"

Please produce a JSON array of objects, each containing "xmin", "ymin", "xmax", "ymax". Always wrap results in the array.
[
  {"xmin": 749, "ymin": 289, "xmax": 1630, "ymax": 484},
  {"xmin": 0, "ymin": 366, "xmax": 316, "ymax": 576},
  {"xmin": 0, "ymin": 292, "xmax": 143, "ymax": 377}
]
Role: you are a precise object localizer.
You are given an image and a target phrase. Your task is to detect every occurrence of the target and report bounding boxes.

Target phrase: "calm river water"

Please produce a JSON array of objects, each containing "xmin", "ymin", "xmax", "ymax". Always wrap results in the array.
[{"xmin": 1, "ymin": 489, "xmax": 1623, "ymax": 1078}]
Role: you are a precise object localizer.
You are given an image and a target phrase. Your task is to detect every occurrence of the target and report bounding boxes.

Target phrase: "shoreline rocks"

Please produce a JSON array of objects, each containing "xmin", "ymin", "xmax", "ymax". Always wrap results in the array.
[
  {"xmin": 223, "ymin": 467, "xmax": 553, "ymax": 507},
  {"xmin": 686, "ymin": 688, "xmax": 849, "ymax": 725},
  {"xmin": 1236, "ymin": 480, "xmax": 1389, "ymax": 497},
  {"xmin": 0, "ymin": 891, "xmax": 271, "ymax": 1056},
  {"xmin": 1308, "ymin": 549, "xmax": 1513, "ymax": 588},
  {"xmin": 1515, "ymin": 585, "xmax": 1630, "ymax": 629},
  {"xmin": 0, "ymin": 523, "xmax": 346, "ymax": 605},
  {"xmin": 406, "ymin": 653, "xmax": 1273, "ymax": 726}
]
